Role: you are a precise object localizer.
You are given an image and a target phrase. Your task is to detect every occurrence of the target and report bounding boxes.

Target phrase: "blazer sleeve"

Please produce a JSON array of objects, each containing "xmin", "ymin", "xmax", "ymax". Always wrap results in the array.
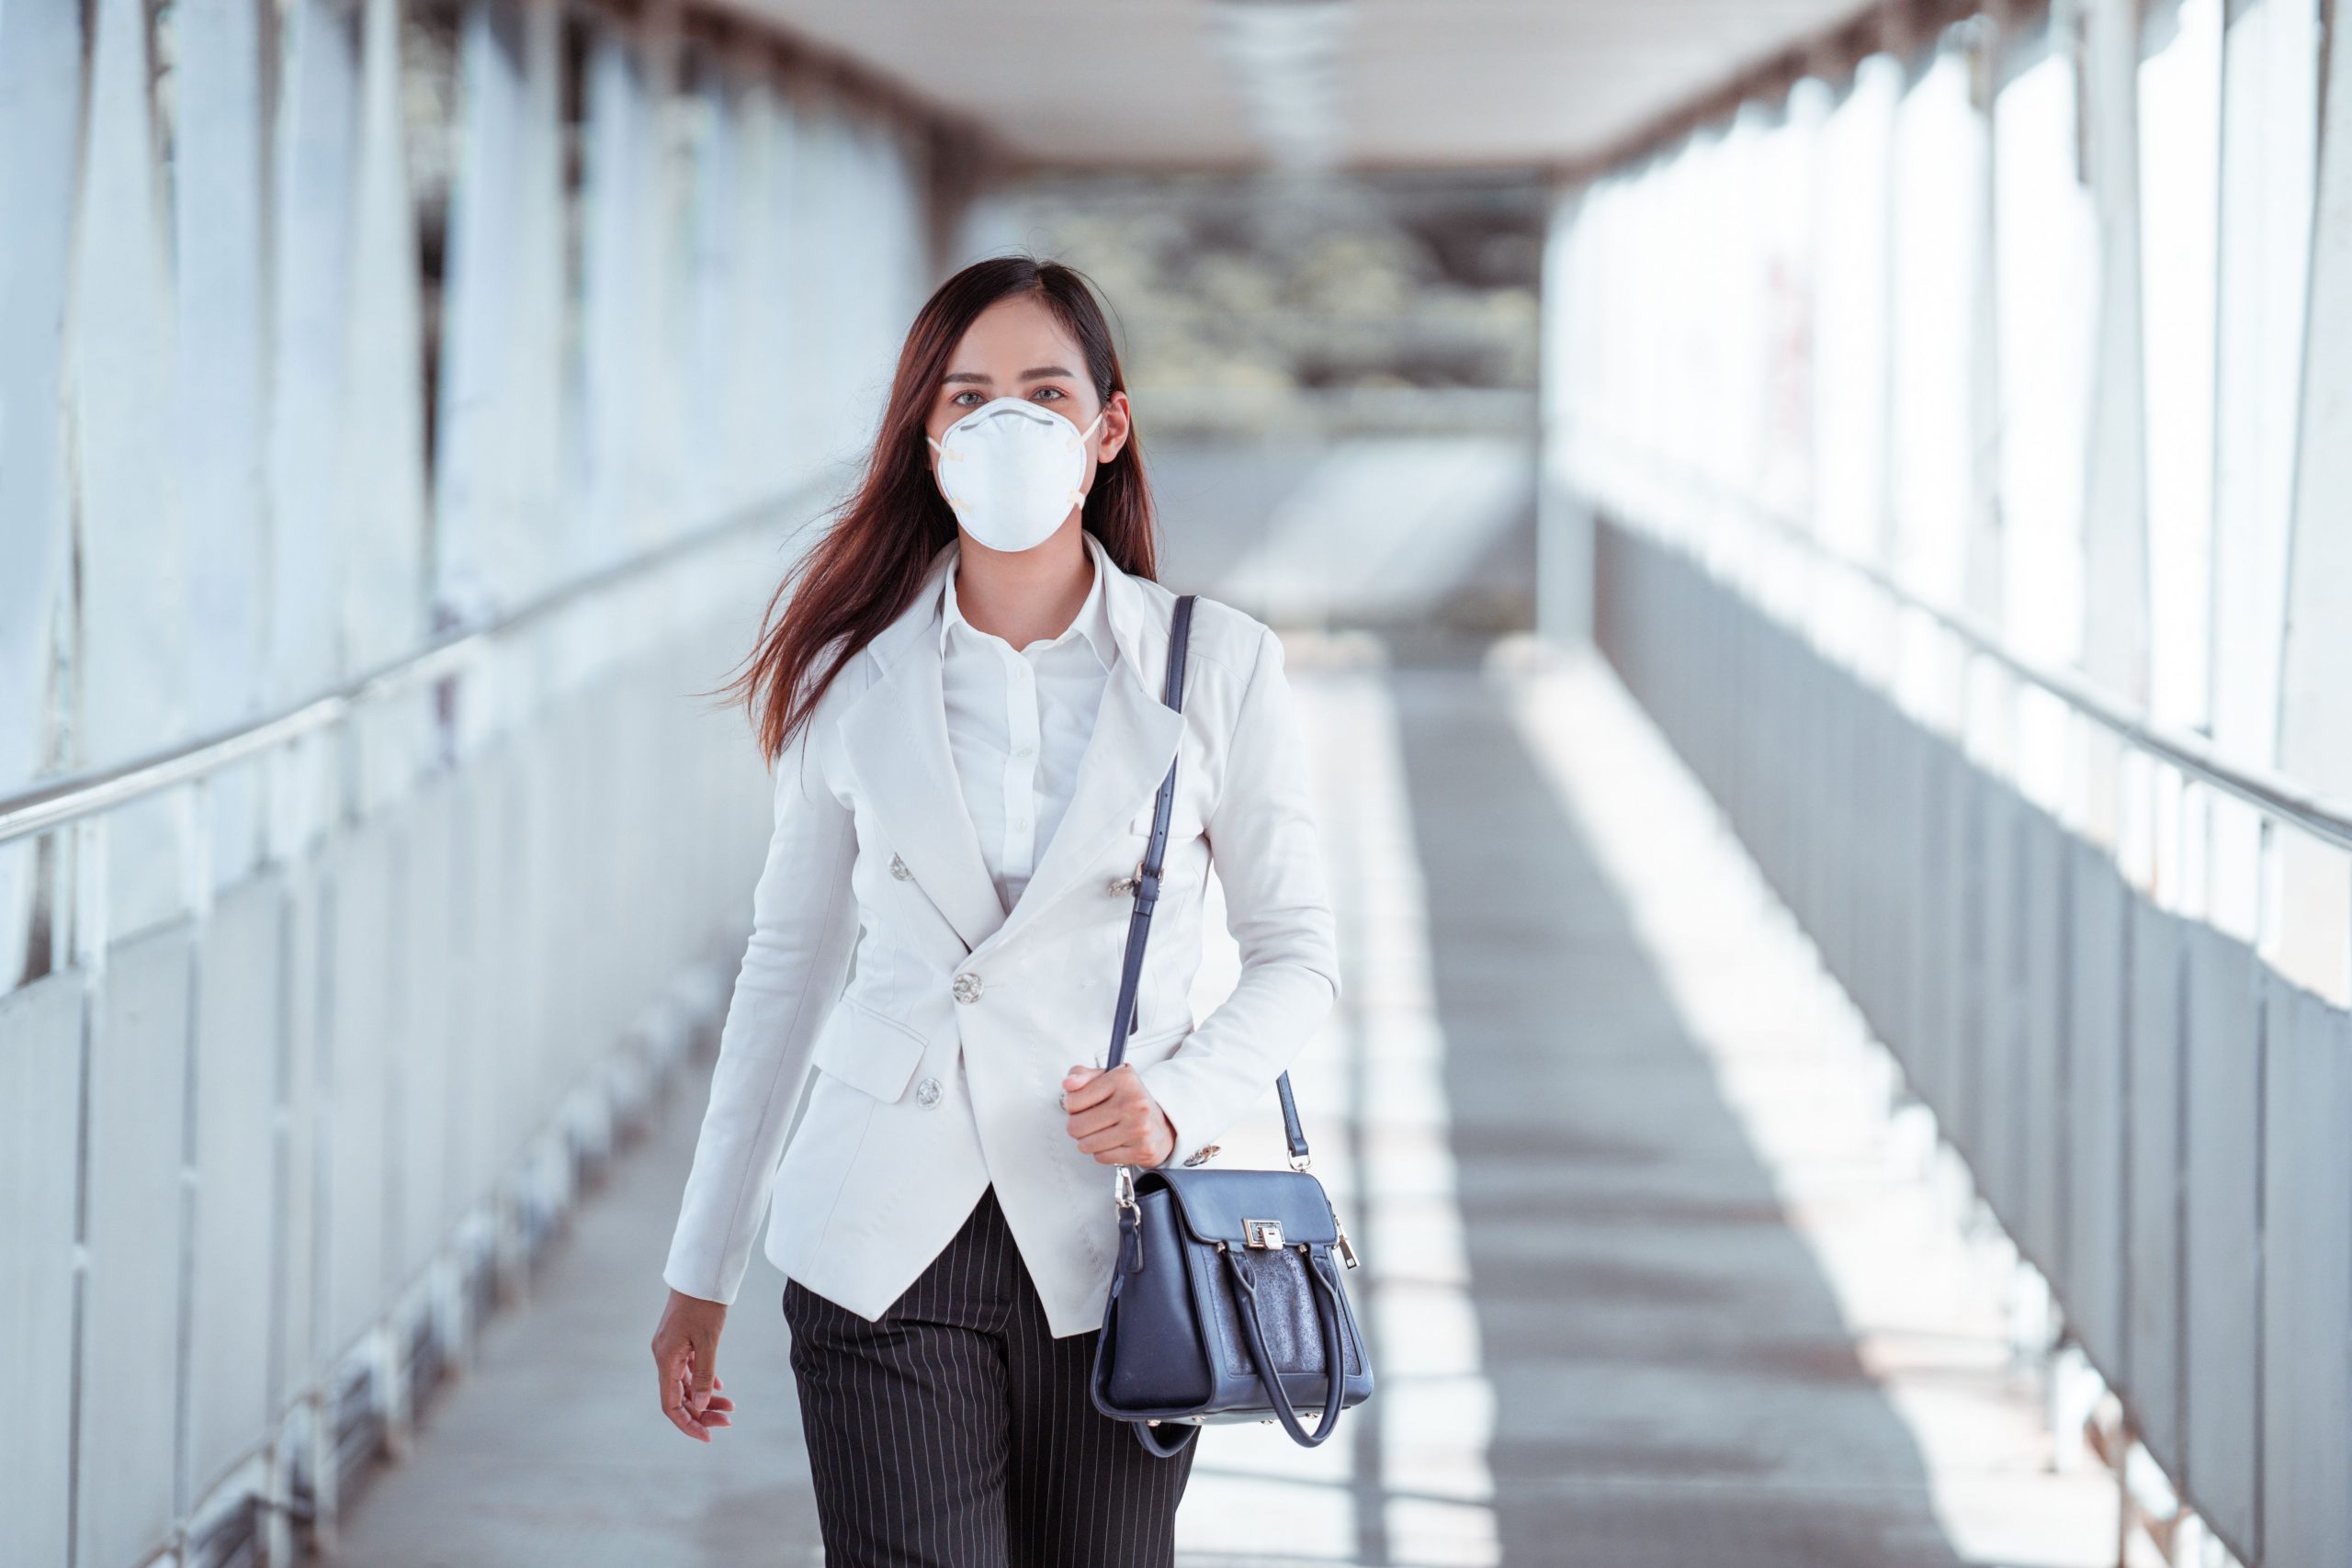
[
  {"xmin": 1136, "ymin": 621, "xmax": 1342, "ymax": 1165},
  {"xmin": 662, "ymin": 716, "xmax": 861, "ymax": 1305}
]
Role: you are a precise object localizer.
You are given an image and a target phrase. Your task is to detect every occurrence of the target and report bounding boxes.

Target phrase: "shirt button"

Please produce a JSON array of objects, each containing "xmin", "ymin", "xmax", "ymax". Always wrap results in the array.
[
  {"xmin": 1011, "ymin": 817, "xmax": 1028, "ymax": 830},
  {"xmin": 952, "ymin": 972, "xmax": 983, "ymax": 1004},
  {"xmin": 915, "ymin": 1077, "xmax": 943, "ymax": 1108},
  {"xmin": 1015, "ymin": 746, "xmax": 1034, "ymax": 758}
]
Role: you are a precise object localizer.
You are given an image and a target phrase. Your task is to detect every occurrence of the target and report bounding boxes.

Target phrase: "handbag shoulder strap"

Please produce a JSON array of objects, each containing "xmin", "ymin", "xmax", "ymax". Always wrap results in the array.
[{"xmin": 1102, "ymin": 593, "xmax": 1311, "ymax": 1167}]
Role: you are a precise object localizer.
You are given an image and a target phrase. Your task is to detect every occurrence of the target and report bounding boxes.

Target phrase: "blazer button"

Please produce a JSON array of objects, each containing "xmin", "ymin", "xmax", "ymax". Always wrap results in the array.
[
  {"xmin": 952, "ymin": 972, "xmax": 983, "ymax": 1003},
  {"xmin": 889, "ymin": 853, "xmax": 912, "ymax": 881},
  {"xmin": 915, "ymin": 1077, "xmax": 943, "ymax": 1108}
]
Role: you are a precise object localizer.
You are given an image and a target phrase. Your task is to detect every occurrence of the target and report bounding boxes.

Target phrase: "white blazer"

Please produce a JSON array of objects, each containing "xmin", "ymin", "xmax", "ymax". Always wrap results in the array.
[{"xmin": 662, "ymin": 527, "xmax": 1343, "ymax": 1337}]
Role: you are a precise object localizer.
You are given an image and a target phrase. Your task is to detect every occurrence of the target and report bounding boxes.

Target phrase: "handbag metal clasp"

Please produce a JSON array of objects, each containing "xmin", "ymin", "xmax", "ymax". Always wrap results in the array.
[{"xmin": 1243, "ymin": 1218, "xmax": 1285, "ymax": 1249}]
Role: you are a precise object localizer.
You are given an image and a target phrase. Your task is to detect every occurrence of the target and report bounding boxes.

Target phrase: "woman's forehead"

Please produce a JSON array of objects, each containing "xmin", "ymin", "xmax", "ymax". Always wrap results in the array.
[{"xmin": 951, "ymin": 297, "xmax": 1081, "ymax": 369}]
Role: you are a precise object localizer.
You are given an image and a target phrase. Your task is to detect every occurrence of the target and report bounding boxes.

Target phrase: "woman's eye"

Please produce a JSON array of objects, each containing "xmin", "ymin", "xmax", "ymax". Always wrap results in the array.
[{"xmin": 945, "ymin": 386, "xmax": 1065, "ymax": 406}]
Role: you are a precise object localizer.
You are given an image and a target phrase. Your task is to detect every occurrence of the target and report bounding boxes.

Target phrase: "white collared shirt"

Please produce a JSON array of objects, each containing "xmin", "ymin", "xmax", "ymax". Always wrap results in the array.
[{"xmin": 937, "ymin": 547, "xmax": 1117, "ymax": 913}]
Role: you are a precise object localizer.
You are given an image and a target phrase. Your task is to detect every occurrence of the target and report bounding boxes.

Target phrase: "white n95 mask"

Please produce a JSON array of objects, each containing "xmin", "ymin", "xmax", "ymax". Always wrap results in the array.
[{"xmin": 926, "ymin": 395, "xmax": 1107, "ymax": 553}]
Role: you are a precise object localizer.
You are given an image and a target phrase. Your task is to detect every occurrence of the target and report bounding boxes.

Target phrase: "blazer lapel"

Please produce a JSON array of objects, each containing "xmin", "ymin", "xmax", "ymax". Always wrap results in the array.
[
  {"xmin": 977, "ymin": 530, "xmax": 1182, "ymax": 961},
  {"xmin": 836, "ymin": 542, "xmax": 1010, "ymax": 955},
  {"xmin": 833, "ymin": 529, "xmax": 1184, "ymax": 964}
]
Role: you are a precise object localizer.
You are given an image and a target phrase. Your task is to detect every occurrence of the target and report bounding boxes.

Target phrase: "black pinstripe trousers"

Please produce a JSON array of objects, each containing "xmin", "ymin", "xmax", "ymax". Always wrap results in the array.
[{"xmin": 781, "ymin": 1185, "xmax": 1197, "ymax": 1567}]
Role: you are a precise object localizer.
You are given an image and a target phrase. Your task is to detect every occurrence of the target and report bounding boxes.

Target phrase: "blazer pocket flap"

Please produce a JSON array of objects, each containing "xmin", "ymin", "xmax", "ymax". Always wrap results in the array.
[{"xmin": 813, "ymin": 997, "xmax": 929, "ymax": 1103}]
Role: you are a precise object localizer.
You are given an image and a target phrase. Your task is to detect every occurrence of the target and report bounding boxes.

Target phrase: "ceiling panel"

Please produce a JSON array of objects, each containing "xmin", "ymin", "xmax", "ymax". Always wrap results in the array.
[{"xmin": 733, "ymin": 0, "xmax": 1872, "ymax": 171}]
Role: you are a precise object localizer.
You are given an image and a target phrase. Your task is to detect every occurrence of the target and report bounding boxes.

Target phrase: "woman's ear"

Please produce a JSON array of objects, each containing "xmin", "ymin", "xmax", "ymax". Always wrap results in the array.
[{"xmin": 1099, "ymin": 389, "xmax": 1133, "ymax": 462}]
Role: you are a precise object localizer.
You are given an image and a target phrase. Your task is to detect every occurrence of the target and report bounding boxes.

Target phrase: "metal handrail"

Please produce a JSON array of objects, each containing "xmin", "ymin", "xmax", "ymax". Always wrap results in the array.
[
  {"xmin": 0, "ymin": 479, "xmax": 836, "ymax": 846},
  {"xmin": 1588, "ymin": 460, "xmax": 2352, "ymax": 854}
]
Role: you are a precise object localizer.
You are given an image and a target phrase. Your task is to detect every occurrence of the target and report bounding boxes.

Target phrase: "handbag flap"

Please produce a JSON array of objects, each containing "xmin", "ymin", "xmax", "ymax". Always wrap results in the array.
[{"xmin": 1139, "ymin": 1167, "xmax": 1339, "ymax": 1247}]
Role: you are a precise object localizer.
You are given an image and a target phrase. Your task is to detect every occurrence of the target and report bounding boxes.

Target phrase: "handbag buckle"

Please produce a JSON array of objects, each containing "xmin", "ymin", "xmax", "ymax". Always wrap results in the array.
[{"xmin": 1243, "ymin": 1218, "xmax": 1285, "ymax": 1249}]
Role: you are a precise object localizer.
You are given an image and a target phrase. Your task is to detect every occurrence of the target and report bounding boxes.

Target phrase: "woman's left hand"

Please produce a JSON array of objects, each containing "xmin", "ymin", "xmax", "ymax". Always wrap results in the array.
[{"xmin": 1060, "ymin": 1064, "xmax": 1176, "ymax": 1167}]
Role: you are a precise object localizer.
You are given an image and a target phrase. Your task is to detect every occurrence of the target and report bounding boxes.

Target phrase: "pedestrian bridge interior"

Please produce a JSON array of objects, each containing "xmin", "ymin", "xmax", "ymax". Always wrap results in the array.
[{"xmin": 4, "ymin": 2, "xmax": 2348, "ymax": 1566}]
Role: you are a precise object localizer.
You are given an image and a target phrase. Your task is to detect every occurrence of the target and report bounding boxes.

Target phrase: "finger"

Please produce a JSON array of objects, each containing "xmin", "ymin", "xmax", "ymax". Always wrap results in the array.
[
  {"xmin": 687, "ymin": 1347, "xmax": 721, "ymax": 1416},
  {"xmin": 655, "ymin": 1338, "xmax": 700, "ymax": 1432},
  {"xmin": 680, "ymin": 1367, "xmax": 734, "ymax": 1430},
  {"xmin": 1079, "ymin": 1121, "xmax": 1150, "ymax": 1156},
  {"xmin": 1064, "ymin": 1100, "xmax": 1133, "ymax": 1138},
  {"xmin": 653, "ymin": 1335, "xmax": 706, "ymax": 1419},
  {"xmin": 1059, "ymin": 1073, "xmax": 1119, "ymax": 1111},
  {"xmin": 662, "ymin": 1371, "xmax": 713, "ymax": 1441}
]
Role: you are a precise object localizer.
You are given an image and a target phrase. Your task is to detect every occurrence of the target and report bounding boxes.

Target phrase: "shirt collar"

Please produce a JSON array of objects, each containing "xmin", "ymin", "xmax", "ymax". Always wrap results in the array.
[{"xmin": 937, "ymin": 539, "xmax": 1117, "ymax": 672}]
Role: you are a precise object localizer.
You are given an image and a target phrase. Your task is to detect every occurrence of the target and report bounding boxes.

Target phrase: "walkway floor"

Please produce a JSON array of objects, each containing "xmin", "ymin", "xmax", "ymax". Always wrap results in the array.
[{"xmin": 336, "ymin": 640, "xmax": 2119, "ymax": 1567}]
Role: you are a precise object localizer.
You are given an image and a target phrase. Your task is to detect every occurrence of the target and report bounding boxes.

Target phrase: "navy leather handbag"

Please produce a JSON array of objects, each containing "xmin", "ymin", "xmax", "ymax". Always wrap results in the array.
[{"xmin": 1087, "ymin": 593, "xmax": 1374, "ymax": 1457}]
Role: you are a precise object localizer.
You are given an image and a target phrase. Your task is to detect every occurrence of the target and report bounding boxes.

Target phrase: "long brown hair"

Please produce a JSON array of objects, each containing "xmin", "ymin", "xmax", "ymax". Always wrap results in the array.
[{"xmin": 715, "ymin": 256, "xmax": 1159, "ymax": 767}]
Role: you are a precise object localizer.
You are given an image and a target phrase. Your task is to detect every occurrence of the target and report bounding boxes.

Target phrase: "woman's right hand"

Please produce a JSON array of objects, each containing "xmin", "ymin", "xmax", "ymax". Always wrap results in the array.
[{"xmin": 652, "ymin": 1289, "xmax": 736, "ymax": 1441}]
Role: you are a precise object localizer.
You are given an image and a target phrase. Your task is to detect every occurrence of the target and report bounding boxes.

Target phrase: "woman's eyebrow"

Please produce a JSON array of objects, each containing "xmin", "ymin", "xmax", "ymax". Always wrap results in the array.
[{"xmin": 943, "ymin": 365, "xmax": 1079, "ymax": 385}]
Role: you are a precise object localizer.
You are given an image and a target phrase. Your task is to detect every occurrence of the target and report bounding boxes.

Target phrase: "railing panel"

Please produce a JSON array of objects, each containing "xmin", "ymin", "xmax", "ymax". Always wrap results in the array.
[
  {"xmin": 1871, "ymin": 696, "xmax": 1925, "ymax": 1050},
  {"xmin": 1906, "ymin": 730, "xmax": 1962, "ymax": 1111},
  {"xmin": 1828, "ymin": 662, "xmax": 1859, "ymax": 986},
  {"xmin": 1813, "ymin": 657, "xmax": 1849, "ymax": 985},
  {"xmin": 1975, "ymin": 784, "xmax": 2026, "ymax": 1231},
  {"xmin": 458, "ymin": 746, "xmax": 525, "ymax": 1201},
  {"xmin": 277, "ymin": 849, "xmax": 329, "ymax": 1393},
  {"xmin": 1848, "ymin": 696, "xmax": 1895, "ymax": 1043},
  {"xmin": 189, "ymin": 874, "xmax": 287, "ymax": 1491},
  {"xmin": 2259, "ymin": 971, "xmax": 2352, "ymax": 1563},
  {"xmin": 81, "ymin": 920, "xmax": 196, "ymax": 1568},
  {"xmin": 538, "ymin": 696, "xmax": 593, "ymax": 1112},
  {"xmin": 2181, "ymin": 919, "xmax": 2263, "ymax": 1554},
  {"xmin": 1946, "ymin": 756, "xmax": 1997, "ymax": 1171},
  {"xmin": 327, "ymin": 819, "xmax": 400, "ymax": 1355},
  {"xmin": 2122, "ymin": 898, "xmax": 2188, "ymax": 1476},
  {"xmin": 2016, "ymin": 800, "xmax": 2073, "ymax": 1280},
  {"xmin": 398, "ymin": 776, "xmax": 459, "ymax": 1275},
  {"xmin": 0, "ymin": 970, "xmax": 84, "ymax": 1568},
  {"xmin": 2063, "ymin": 834, "xmax": 2132, "ymax": 1381}
]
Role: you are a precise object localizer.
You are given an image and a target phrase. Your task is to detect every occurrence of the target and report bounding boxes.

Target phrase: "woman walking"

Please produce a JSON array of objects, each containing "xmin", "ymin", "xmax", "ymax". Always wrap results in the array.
[{"xmin": 649, "ymin": 255, "xmax": 1342, "ymax": 1566}]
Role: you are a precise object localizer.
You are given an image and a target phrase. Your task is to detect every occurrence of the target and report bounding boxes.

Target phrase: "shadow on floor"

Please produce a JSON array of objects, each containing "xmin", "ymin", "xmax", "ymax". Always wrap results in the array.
[{"xmin": 1390, "ymin": 660, "xmax": 1972, "ymax": 1568}]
